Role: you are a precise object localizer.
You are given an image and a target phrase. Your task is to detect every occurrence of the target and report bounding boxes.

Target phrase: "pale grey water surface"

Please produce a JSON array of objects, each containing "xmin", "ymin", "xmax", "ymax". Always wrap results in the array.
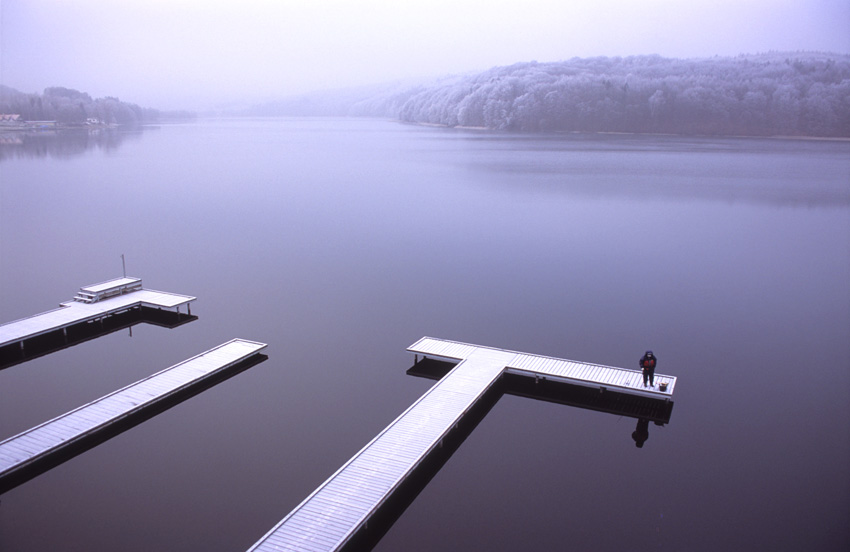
[{"xmin": 1, "ymin": 119, "xmax": 848, "ymax": 551}]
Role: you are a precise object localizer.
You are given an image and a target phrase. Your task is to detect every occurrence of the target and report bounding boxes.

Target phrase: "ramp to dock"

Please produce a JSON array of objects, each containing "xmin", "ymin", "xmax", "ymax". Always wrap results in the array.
[
  {"xmin": 0, "ymin": 338, "xmax": 267, "ymax": 494},
  {"xmin": 247, "ymin": 337, "xmax": 676, "ymax": 552}
]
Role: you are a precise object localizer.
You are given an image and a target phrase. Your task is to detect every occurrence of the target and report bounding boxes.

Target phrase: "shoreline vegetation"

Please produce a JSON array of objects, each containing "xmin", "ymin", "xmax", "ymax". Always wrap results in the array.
[
  {"xmin": 0, "ymin": 85, "xmax": 195, "ymax": 130},
  {"xmin": 253, "ymin": 52, "xmax": 850, "ymax": 139},
  {"xmin": 2, "ymin": 52, "xmax": 848, "ymax": 139},
  {"xmin": 401, "ymin": 121, "xmax": 850, "ymax": 142}
]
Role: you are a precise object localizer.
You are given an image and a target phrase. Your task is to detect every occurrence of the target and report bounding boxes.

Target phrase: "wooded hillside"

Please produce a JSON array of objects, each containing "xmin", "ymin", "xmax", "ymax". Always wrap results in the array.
[
  {"xmin": 0, "ymin": 86, "xmax": 191, "ymax": 125},
  {"xmin": 260, "ymin": 52, "xmax": 850, "ymax": 137}
]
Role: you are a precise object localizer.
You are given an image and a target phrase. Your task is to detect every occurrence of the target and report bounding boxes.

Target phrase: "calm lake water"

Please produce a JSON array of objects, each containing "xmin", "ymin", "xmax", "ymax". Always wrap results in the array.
[{"xmin": 1, "ymin": 119, "xmax": 848, "ymax": 551}]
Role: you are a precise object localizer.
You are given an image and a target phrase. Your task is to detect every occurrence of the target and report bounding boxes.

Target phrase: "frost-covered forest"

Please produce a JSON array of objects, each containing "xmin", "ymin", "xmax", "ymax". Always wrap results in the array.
[
  {"xmin": 6, "ymin": 52, "xmax": 847, "ymax": 137},
  {"xmin": 258, "ymin": 52, "xmax": 850, "ymax": 137},
  {"xmin": 0, "ymin": 86, "xmax": 190, "ymax": 125}
]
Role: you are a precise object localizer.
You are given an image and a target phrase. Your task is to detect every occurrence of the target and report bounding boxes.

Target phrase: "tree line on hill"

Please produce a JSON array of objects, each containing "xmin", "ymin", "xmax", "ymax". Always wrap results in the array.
[
  {"xmin": 0, "ymin": 85, "xmax": 193, "ymax": 125},
  {"xmin": 7, "ymin": 52, "xmax": 846, "ymax": 137},
  {"xmin": 255, "ymin": 52, "xmax": 850, "ymax": 138}
]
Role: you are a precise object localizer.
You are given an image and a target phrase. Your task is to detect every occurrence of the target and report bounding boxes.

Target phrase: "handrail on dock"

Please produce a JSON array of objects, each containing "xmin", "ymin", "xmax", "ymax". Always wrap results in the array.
[{"xmin": 75, "ymin": 277, "xmax": 143, "ymax": 303}]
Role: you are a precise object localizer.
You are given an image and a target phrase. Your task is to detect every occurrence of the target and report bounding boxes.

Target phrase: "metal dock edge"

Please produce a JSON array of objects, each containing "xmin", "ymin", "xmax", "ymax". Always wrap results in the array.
[
  {"xmin": 0, "ymin": 338, "xmax": 267, "ymax": 493},
  {"xmin": 0, "ymin": 277, "xmax": 196, "ymax": 352},
  {"xmin": 247, "ymin": 337, "xmax": 676, "ymax": 551}
]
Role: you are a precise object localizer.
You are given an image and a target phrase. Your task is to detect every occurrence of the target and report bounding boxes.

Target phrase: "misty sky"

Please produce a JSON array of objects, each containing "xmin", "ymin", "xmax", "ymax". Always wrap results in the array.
[{"xmin": 2, "ymin": 0, "xmax": 849, "ymax": 110}]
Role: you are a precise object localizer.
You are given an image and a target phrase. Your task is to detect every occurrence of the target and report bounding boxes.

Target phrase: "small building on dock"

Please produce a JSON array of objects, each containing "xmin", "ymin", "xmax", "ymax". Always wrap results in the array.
[{"xmin": 0, "ymin": 278, "xmax": 196, "ymax": 362}]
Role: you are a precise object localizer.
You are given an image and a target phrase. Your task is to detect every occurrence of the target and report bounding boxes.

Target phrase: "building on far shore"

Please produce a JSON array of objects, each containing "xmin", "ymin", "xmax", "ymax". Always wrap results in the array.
[
  {"xmin": 0, "ymin": 114, "xmax": 23, "ymax": 126},
  {"xmin": 26, "ymin": 121, "xmax": 58, "ymax": 129},
  {"xmin": 0, "ymin": 116, "xmax": 61, "ymax": 130}
]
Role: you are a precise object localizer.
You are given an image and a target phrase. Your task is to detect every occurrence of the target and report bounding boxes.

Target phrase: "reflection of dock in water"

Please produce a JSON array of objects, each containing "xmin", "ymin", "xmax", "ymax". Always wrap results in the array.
[
  {"xmin": 247, "ymin": 337, "xmax": 677, "ymax": 552},
  {"xmin": 410, "ymin": 336, "xmax": 675, "ymax": 402},
  {"xmin": 0, "ymin": 278, "xmax": 196, "ymax": 368},
  {"xmin": 411, "ymin": 357, "xmax": 674, "ymax": 424},
  {"xmin": 0, "ymin": 339, "xmax": 268, "ymax": 494}
]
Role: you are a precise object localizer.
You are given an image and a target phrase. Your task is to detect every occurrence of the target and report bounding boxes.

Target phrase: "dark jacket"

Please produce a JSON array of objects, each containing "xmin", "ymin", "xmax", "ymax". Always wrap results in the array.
[{"xmin": 640, "ymin": 352, "xmax": 657, "ymax": 372}]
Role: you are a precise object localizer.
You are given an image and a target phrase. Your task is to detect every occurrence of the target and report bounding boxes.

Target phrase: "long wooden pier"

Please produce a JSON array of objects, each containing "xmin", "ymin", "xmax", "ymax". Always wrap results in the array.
[
  {"xmin": 0, "ymin": 338, "xmax": 267, "ymax": 494},
  {"xmin": 0, "ymin": 277, "xmax": 196, "ymax": 353},
  {"xmin": 247, "ymin": 337, "xmax": 676, "ymax": 552}
]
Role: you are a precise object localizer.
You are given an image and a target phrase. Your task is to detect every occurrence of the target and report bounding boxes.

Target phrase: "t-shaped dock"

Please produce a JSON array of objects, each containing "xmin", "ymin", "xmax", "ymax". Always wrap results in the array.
[{"xmin": 247, "ymin": 337, "xmax": 676, "ymax": 552}]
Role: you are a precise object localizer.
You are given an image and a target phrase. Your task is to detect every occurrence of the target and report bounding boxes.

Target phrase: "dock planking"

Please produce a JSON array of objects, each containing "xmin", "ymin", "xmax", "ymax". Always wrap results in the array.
[
  {"xmin": 412, "ymin": 337, "xmax": 677, "ymax": 398},
  {"xmin": 247, "ymin": 337, "xmax": 676, "ymax": 552},
  {"xmin": 0, "ymin": 338, "xmax": 267, "ymax": 494},
  {"xmin": 0, "ymin": 277, "xmax": 196, "ymax": 352}
]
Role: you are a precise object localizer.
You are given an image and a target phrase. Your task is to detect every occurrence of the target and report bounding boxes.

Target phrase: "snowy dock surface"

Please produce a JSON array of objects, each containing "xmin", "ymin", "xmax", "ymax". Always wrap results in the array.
[
  {"xmin": 248, "ymin": 337, "xmax": 675, "ymax": 551},
  {"xmin": 411, "ymin": 337, "xmax": 676, "ymax": 397},
  {"xmin": 0, "ymin": 339, "xmax": 267, "ymax": 487},
  {"xmin": 0, "ymin": 278, "xmax": 195, "ymax": 349}
]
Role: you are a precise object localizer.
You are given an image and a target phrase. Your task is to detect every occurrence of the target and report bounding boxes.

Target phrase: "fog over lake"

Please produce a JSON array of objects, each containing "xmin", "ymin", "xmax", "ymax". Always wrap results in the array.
[
  {"xmin": 1, "ymin": 119, "xmax": 848, "ymax": 551},
  {"xmin": 2, "ymin": 1, "xmax": 850, "ymax": 550},
  {"xmin": 3, "ymin": 0, "xmax": 849, "ymax": 110}
]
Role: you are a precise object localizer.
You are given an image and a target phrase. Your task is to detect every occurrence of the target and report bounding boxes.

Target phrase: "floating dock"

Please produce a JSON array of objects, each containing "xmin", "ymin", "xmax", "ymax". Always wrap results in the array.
[
  {"xmin": 412, "ymin": 337, "xmax": 677, "ymax": 398},
  {"xmin": 0, "ymin": 277, "xmax": 196, "ymax": 354},
  {"xmin": 247, "ymin": 337, "xmax": 676, "ymax": 552},
  {"xmin": 0, "ymin": 338, "xmax": 267, "ymax": 494}
]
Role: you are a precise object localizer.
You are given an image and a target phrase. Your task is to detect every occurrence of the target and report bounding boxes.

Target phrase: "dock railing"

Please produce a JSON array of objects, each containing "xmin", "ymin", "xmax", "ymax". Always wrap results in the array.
[{"xmin": 74, "ymin": 277, "xmax": 143, "ymax": 303}]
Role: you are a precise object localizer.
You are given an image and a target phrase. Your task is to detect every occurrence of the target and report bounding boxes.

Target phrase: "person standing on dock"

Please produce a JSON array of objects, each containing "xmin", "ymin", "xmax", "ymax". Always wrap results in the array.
[{"xmin": 640, "ymin": 350, "xmax": 656, "ymax": 387}]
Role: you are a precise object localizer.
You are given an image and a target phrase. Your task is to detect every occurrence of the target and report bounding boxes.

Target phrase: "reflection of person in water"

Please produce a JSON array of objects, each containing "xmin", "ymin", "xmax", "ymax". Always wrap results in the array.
[{"xmin": 632, "ymin": 418, "xmax": 650, "ymax": 448}]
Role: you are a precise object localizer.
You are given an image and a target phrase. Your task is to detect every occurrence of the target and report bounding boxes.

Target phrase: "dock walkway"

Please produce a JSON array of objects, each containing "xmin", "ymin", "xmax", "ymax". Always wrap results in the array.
[
  {"xmin": 247, "ymin": 337, "xmax": 676, "ymax": 551},
  {"xmin": 0, "ymin": 339, "xmax": 267, "ymax": 493},
  {"xmin": 0, "ymin": 278, "xmax": 195, "ymax": 351},
  {"xmin": 413, "ymin": 337, "xmax": 676, "ymax": 397}
]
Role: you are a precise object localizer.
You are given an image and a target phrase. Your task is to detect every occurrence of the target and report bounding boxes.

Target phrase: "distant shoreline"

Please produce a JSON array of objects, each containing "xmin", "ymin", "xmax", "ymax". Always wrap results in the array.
[
  {"xmin": 0, "ymin": 122, "xmax": 119, "ymax": 132},
  {"xmin": 3, "ymin": 116, "xmax": 847, "ymax": 143},
  {"xmin": 400, "ymin": 119, "xmax": 850, "ymax": 142}
]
